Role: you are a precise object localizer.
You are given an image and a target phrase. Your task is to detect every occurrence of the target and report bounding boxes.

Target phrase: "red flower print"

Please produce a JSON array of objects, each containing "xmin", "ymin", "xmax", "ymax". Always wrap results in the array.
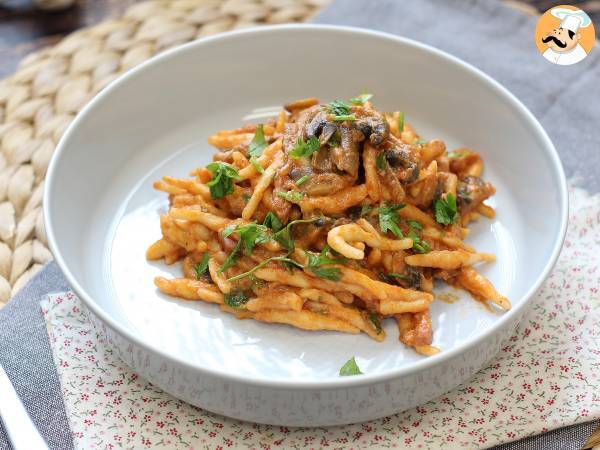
[
  {"xmin": 581, "ymin": 409, "xmax": 589, "ymax": 417},
  {"xmin": 128, "ymin": 431, "xmax": 136, "ymax": 438},
  {"xmin": 156, "ymin": 421, "xmax": 165, "ymax": 428},
  {"xmin": 168, "ymin": 427, "xmax": 178, "ymax": 436},
  {"xmin": 446, "ymin": 435, "xmax": 454, "ymax": 442},
  {"xmin": 404, "ymin": 438, "xmax": 412, "ymax": 444},
  {"xmin": 535, "ymin": 378, "xmax": 543, "ymax": 385}
]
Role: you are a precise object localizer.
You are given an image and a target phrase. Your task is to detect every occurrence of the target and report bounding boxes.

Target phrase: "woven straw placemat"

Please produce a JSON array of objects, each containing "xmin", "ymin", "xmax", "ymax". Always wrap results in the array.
[{"xmin": 0, "ymin": 0, "xmax": 329, "ymax": 306}]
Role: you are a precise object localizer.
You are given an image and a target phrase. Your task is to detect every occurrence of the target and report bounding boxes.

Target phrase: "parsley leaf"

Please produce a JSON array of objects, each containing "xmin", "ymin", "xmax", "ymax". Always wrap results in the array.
[
  {"xmin": 289, "ymin": 136, "xmax": 320, "ymax": 159},
  {"xmin": 360, "ymin": 204, "xmax": 373, "ymax": 217},
  {"xmin": 218, "ymin": 222, "xmax": 271, "ymax": 274},
  {"xmin": 273, "ymin": 218, "xmax": 318, "ymax": 252},
  {"xmin": 247, "ymin": 124, "xmax": 267, "ymax": 158},
  {"xmin": 306, "ymin": 246, "xmax": 343, "ymax": 281},
  {"xmin": 387, "ymin": 273, "xmax": 411, "ymax": 281},
  {"xmin": 414, "ymin": 139, "xmax": 428, "ymax": 146},
  {"xmin": 327, "ymin": 100, "xmax": 356, "ymax": 121},
  {"xmin": 349, "ymin": 92, "xmax": 373, "ymax": 105},
  {"xmin": 434, "ymin": 193, "xmax": 458, "ymax": 225},
  {"xmin": 194, "ymin": 252, "xmax": 209, "ymax": 279},
  {"xmin": 219, "ymin": 239, "xmax": 241, "ymax": 274},
  {"xmin": 397, "ymin": 111, "xmax": 404, "ymax": 133},
  {"xmin": 339, "ymin": 357, "xmax": 363, "ymax": 376},
  {"xmin": 276, "ymin": 190, "xmax": 305, "ymax": 204},
  {"xmin": 406, "ymin": 219, "xmax": 423, "ymax": 230},
  {"xmin": 262, "ymin": 211, "xmax": 283, "ymax": 233},
  {"xmin": 295, "ymin": 175, "xmax": 310, "ymax": 186},
  {"xmin": 328, "ymin": 129, "xmax": 341, "ymax": 148},
  {"xmin": 378, "ymin": 204, "xmax": 405, "ymax": 238},
  {"xmin": 407, "ymin": 229, "xmax": 431, "ymax": 253},
  {"xmin": 367, "ymin": 311, "xmax": 382, "ymax": 334},
  {"xmin": 448, "ymin": 150, "xmax": 470, "ymax": 159},
  {"xmin": 235, "ymin": 223, "xmax": 271, "ymax": 256},
  {"xmin": 250, "ymin": 156, "xmax": 264, "ymax": 174},
  {"xmin": 205, "ymin": 162, "xmax": 240, "ymax": 199},
  {"xmin": 224, "ymin": 291, "xmax": 250, "ymax": 308},
  {"xmin": 376, "ymin": 151, "xmax": 387, "ymax": 171},
  {"xmin": 226, "ymin": 255, "xmax": 303, "ymax": 283}
]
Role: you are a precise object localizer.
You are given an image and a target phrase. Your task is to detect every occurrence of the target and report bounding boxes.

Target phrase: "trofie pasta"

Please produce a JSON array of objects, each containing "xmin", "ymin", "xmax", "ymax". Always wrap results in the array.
[{"xmin": 147, "ymin": 95, "xmax": 510, "ymax": 356}]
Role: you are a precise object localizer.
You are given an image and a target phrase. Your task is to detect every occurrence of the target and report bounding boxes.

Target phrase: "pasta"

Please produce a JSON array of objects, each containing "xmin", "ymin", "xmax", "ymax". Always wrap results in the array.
[{"xmin": 148, "ymin": 95, "xmax": 510, "ymax": 355}]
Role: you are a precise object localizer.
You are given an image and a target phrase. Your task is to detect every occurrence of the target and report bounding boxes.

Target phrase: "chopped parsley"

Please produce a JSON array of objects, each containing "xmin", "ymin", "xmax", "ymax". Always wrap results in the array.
[
  {"xmin": 360, "ymin": 204, "xmax": 373, "ymax": 217},
  {"xmin": 327, "ymin": 100, "xmax": 356, "ymax": 121},
  {"xmin": 397, "ymin": 111, "xmax": 404, "ymax": 133},
  {"xmin": 224, "ymin": 291, "xmax": 250, "ymax": 308},
  {"xmin": 218, "ymin": 222, "xmax": 271, "ymax": 274},
  {"xmin": 407, "ymin": 229, "xmax": 431, "ymax": 253},
  {"xmin": 448, "ymin": 150, "xmax": 470, "ymax": 159},
  {"xmin": 226, "ymin": 255, "xmax": 303, "ymax": 283},
  {"xmin": 367, "ymin": 311, "xmax": 382, "ymax": 334},
  {"xmin": 375, "ymin": 151, "xmax": 387, "ymax": 171},
  {"xmin": 349, "ymin": 92, "xmax": 373, "ymax": 105},
  {"xmin": 414, "ymin": 139, "xmax": 428, "ymax": 146},
  {"xmin": 273, "ymin": 218, "xmax": 318, "ymax": 252},
  {"xmin": 306, "ymin": 245, "xmax": 344, "ymax": 281},
  {"xmin": 219, "ymin": 240, "xmax": 241, "ymax": 274},
  {"xmin": 328, "ymin": 129, "xmax": 341, "ymax": 148},
  {"xmin": 250, "ymin": 156, "xmax": 264, "ymax": 174},
  {"xmin": 378, "ymin": 204, "xmax": 405, "ymax": 238},
  {"xmin": 235, "ymin": 223, "xmax": 271, "ymax": 256},
  {"xmin": 276, "ymin": 190, "xmax": 305, "ymax": 204},
  {"xmin": 434, "ymin": 193, "xmax": 459, "ymax": 225},
  {"xmin": 247, "ymin": 124, "xmax": 267, "ymax": 158},
  {"xmin": 339, "ymin": 357, "xmax": 363, "ymax": 376},
  {"xmin": 262, "ymin": 211, "xmax": 283, "ymax": 233},
  {"xmin": 289, "ymin": 136, "xmax": 320, "ymax": 159},
  {"xmin": 205, "ymin": 162, "xmax": 240, "ymax": 199},
  {"xmin": 295, "ymin": 175, "xmax": 310, "ymax": 186},
  {"xmin": 194, "ymin": 252, "xmax": 209, "ymax": 279},
  {"xmin": 386, "ymin": 273, "xmax": 411, "ymax": 281},
  {"xmin": 406, "ymin": 219, "xmax": 423, "ymax": 230}
]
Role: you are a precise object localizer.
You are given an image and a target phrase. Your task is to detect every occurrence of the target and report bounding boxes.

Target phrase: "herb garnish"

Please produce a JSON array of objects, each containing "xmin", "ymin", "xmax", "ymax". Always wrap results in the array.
[
  {"xmin": 289, "ymin": 136, "xmax": 320, "ymax": 159},
  {"xmin": 339, "ymin": 357, "xmax": 363, "ymax": 376},
  {"xmin": 406, "ymin": 219, "xmax": 423, "ymax": 230},
  {"xmin": 305, "ymin": 245, "xmax": 344, "ymax": 281},
  {"xmin": 262, "ymin": 211, "xmax": 283, "ymax": 233},
  {"xmin": 273, "ymin": 218, "xmax": 319, "ymax": 252},
  {"xmin": 414, "ymin": 139, "xmax": 428, "ymax": 146},
  {"xmin": 349, "ymin": 92, "xmax": 373, "ymax": 105},
  {"xmin": 434, "ymin": 193, "xmax": 458, "ymax": 225},
  {"xmin": 327, "ymin": 100, "xmax": 356, "ymax": 121},
  {"xmin": 218, "ymin": 222, "xmax": 271, "ymax": 274},
  {"xmin": 205, "ymin": 162, "xmax": 240, "ymax": 199},
  {"xmin": 276, "ymin": 190, "xmax": 305, "ymax": 204},
  {"xmin": 387, "ymin": 273, "xmax": 411, "ymax": 281},
  {"xmin": 250, "ymin": 157, "xmax": 264, "ymax": 174},
  {"xmin": 378, "ymin": 204, "xmax": 405, "ymax": 238},
  {"xmin": 247, "ymin": 124, "xmax": 267, "ymax": 158},
  {"xmin": 194, "ymin": 252, "xmax": 209, "ymax": 279},
  {"xmin": 224, "ymin": 291, "xmax": 250, "ymax": 308},
  {"xmin": 397, "ymin": 111, "xmax": 404, "ymax": 133},
  {"xmin": 367, "ymin": 311, "xmax": 382, "ymax": 334},
  {"xmin": 448, "ymin": 150, "xmax": 470, "ymax": 159},
  {"xmin": 407, "ymin": 229, "xmax": 431, "ymax": 253},
  {"xmin": 295, "ymin": 175, "xmax": 310, "ymax": 186},
  {"xmin": 226, "ymin": 255, "xmax": 303, "ymax": 283},
  {"xmin": 375, "ymin": 151, "xmax": 387, "ymax": 171},
  {"xmin": 360, "ymin": 204, "xmax": 373, "ymax": 217}
]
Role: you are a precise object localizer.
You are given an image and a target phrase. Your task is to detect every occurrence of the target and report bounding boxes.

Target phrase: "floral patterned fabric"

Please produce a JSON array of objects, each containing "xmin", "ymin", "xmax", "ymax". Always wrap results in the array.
[{"xmin": 41, "ymin": 187, "xmax": 600, "ymax": 450}]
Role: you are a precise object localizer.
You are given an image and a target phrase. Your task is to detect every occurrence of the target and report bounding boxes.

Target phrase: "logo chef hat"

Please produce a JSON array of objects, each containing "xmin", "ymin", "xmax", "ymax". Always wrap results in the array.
[{"xmin": 550, "ymin": 7, "xmax": 592, "ymax": 33}]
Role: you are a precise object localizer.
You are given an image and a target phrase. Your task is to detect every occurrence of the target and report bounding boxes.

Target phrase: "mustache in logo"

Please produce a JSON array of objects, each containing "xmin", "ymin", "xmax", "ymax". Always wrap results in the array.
[{"xmin": 542, "ymin": 35, "xmax": 567, "ymax": 48}]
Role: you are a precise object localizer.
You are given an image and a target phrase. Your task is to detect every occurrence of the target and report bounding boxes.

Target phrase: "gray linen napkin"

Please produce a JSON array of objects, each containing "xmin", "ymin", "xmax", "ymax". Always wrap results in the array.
[
  {"xmin": 0, "ymin": 262, "xmax": 73, "ymax": 450},
  {"xmin": 1, "ymin": 1, "xmax": 599, "ymax": 449}
]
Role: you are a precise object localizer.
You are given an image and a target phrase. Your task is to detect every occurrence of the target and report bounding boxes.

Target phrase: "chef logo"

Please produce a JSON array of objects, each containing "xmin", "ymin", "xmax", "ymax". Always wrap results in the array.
[{"xmin": 535, "ymin": 5, "xmax": 595, "ymax": 65}]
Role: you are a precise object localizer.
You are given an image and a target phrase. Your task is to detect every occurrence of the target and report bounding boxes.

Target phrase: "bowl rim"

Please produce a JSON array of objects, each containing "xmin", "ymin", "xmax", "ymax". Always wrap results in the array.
[{"xmin": 44, "ymin": 23, "xmax": 569, "ymax": 389}]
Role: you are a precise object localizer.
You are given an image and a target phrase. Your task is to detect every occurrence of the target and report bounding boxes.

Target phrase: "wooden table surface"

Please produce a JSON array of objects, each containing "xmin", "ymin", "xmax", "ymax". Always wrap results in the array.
[{"xmin": 1, "ymin": 0, "xmax": 599, "ymax": 79}]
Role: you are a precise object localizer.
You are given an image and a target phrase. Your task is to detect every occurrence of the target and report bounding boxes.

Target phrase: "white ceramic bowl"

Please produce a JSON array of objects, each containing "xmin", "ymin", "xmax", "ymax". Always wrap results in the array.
[{"xmin": 44, "ymin": 25, "xmax": 568, "ymax": 426}]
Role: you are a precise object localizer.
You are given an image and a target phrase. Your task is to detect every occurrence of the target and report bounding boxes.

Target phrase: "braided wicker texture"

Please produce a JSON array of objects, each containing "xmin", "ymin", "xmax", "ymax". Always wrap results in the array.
[{"xmin": 0, "ymin": 0, "xmax": 329, "ymax": 306}]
